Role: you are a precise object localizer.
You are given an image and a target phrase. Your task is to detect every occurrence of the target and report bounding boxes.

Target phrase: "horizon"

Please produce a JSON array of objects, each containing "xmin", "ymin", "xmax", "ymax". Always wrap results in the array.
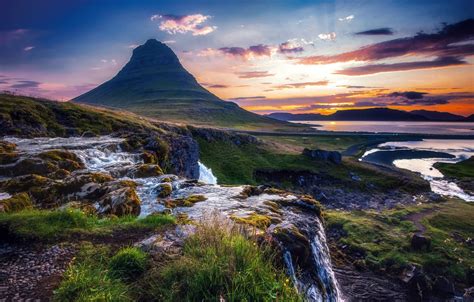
[{"xmin": 1, "ymin": 0, "xmax": 473, "ymax": 116}]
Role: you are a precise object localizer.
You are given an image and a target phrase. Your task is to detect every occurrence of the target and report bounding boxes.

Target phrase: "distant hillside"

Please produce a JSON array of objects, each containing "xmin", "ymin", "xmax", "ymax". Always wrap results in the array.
[
  {"xmin": 465, "ymin": 114, "xmax": 474, "ymax": 122},
  {"xmin": 268, "ymin": 108, "xmax": 472, "ymax": 122},
  {"xmin": 411, "ymin": 110, "xmax": 464, "ymax": 121},
  {"xmin": 72, "ymin": 39, "xmax": 302, "ymax": 131}
]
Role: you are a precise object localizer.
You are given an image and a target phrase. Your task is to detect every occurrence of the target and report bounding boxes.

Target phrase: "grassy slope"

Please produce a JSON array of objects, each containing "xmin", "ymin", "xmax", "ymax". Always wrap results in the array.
[
  {"xmin": 435, "ymin": 157, "xmax": 474, "ymax": 178},
  {"xmin": 197, "ymin": 137, "xmax": 428, "ymax": 194},
  {"xmin": 325, "ymin": 199, "xmax": 474, "ymax": 285}
]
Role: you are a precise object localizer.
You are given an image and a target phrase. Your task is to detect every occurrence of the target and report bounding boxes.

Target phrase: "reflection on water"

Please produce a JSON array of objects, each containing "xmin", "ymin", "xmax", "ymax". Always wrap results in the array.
[
  {"xmin": 362, "ymin": 139, "xmax": 474, "ymax": 201},
  {"xmin": 294, "ymin": 121, "xmax": 474, "ymax": 135}
]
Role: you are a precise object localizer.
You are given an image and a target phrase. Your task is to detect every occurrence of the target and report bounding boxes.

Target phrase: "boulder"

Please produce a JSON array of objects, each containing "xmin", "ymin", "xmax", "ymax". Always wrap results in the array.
[
  {"xmin": 0, "ymin": 193, "xmax": 32, "ymax": 213},
  {"xmin": 157, "ymin": 183, "xmax": 172, "ymax": 198},
  {"xmin": 302, "ymin": 148, "xmax": 342, "ymax": 164},
  {"xmin": 433, "ymin": 276, "xmax": 455, "ymax": 298},
  {"xmin": 97, "ymin": 186, "xmax": 141, "ymax": 216},
  {"xmin": 411, "ymin": 234, "xmax": 431, "ymax": 251},
  {"xmin": 132, "ymin": 164, "xmax": 163, "ymax": 178},
  {"xmin": 407, "ymin": 270, "xmax": 432, "ymax": 300}
]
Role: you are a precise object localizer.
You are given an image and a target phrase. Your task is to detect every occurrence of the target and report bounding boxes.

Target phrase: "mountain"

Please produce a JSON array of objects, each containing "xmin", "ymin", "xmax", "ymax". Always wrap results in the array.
[
  {"xmin": 72, "ymin": 39, "xmax": 298, "ymax": 130},
  {"xmin": 410, "ymin": 110, "xmax": 464, "ymax": 121},
  {"xmin": 464, "ymin": 114, "xmax": 474, "ymax": 122},
  {"xmin": 268, "ymin": 108, "xmax": 429, "ymax": 121}
]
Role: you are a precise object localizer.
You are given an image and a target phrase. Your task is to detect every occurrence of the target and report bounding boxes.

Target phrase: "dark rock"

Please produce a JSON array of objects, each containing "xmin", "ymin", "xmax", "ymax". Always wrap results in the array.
[
  {"xmin": 411, "ymin": 234, "xmax": 431, "ymax": 251},
  {"xmin": 302, "ymin": 148, "xmax": 342, "ymax": 164},
  {"xmin": 407, "ymin": 270, "xmax": 432, "ymax": 301},
  {"xmin": 433, "ymin": 276, "xmax": 455, "ymax": 297},
  {"xmin": 166, "ymin": 135, "xmax": 199, "ymax": 179}
]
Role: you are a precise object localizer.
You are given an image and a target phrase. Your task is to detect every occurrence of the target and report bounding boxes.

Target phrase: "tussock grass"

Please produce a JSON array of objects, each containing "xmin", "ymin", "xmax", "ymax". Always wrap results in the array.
[
  {"xmin": 109, "ymin": 247, "xmax": 148, "ymax": 282},
  {"xmin": 139, "ymin": 214, "xmax": 301, "ymax": 301},
  {"xmin": 0, "ymin": 209, "xmax": 175, "ymax": 241}
]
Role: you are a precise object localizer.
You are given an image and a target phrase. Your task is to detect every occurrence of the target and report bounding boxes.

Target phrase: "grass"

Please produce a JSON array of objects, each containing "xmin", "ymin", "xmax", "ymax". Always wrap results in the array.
[
  {"xmin": 325, "ymin": 199, "xmax": 474, "ymax": 284},
  {"xmin": 197, "ymin": 137, "xmax": 429, "ymax": 195},
  {"xmin": 434, "ymin": 156, "xmax": 474, "ymax": 178},
  {"xmin": 0, "ymin": 209, "xmax": 175, "ymax": 241},
  {"xmin": 54, "ymin": 215, "xmax": 301, "ymax": 301},
  {"xmin": 139, "ymin": 214, "xmax": 300, "ymax": 301}
]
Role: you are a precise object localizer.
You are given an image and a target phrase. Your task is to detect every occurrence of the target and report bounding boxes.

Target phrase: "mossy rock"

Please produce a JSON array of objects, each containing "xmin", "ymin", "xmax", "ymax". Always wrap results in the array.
[
  {"xmin": 133, "ymin": 164, "xmax": 163, "ymax": 178},
  {"xmin": 164, "ymin": 194, "xmax": 207, "ymax": 208},
  {"xmin": 0, "ymin": 152, "xmax": 19, "ymax": 165},
  {"xmin": 1, "ymin": 174, "xmax": 51, "ymax": 193},
  {"xmin": 0, "ymin": 141, "xmax": 16, "ymax": 153},
  {"xmin": 161, "ymin": 177, "xmax": 173, "ymax": 183},
  {"xmin": 157, "ymin": 183, "xmax": 172, "ymax": 198},
  {"xmin": 38, "ymin": 150, "xmax": 85, "ymax": 172},
  {"xmin": 0, "ymin": 192, "xmax": 32, "ymax": 213},
  {"xmin": 276, "ymin": 195, "xmax": 323, "ymax": 217},
  {"xmin": 145, "ymin": 137, "xmax": 170, "ymax": 163},
  {"xmin": 98, "ymin": 187, "xmax": 141, "ymax": 216},
  {"xmin": 142, "ymin": 151, "xmax": 158, "ymax": 164},
  {"xmin": 271, "ymin": 224, "xmax": 311, "ymax": 266},
  {"xmin": 236, "ymin": 185, "xmax": 265, "ymax": 199},
  {"xmin": 231, "ymin": 213, "xmax": 275, "ymax": 229}
]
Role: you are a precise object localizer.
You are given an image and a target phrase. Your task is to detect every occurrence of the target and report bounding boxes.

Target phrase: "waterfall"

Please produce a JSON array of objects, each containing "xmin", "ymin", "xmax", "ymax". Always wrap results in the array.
[{"xmin": 198, "ymin": 161, "xmax": 217, "ymax": 184}]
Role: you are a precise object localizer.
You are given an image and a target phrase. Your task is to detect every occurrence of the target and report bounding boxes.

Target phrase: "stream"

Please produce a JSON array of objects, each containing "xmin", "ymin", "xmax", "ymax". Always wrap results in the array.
[{"xmin": 2, "ymin": 136, "xmax": 343, "ymax": 302}]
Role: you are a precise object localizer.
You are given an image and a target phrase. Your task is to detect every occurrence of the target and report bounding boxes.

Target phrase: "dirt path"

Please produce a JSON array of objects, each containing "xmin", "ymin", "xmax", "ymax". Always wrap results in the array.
[{"xmin": 405, "ymin": 207, "xmax": 437, "ymax": 235}]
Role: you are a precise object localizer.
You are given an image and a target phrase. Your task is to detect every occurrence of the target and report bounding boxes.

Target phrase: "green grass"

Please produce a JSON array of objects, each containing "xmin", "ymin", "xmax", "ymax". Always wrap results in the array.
[
  {"xmin": 54, "ymin": 216, "xmax": 301, "ymax": 301},
  {"xmin": 139, "ymin": 215, "xmax": 300, "ymax": 301},
  {"xmin": 197, "ymin": 137, "xmax": 429, "ymax": 195},
  {"xmin": 54, "ymin": 245, "xmax": 132, "ymax": 302},
  {"xmin": 325, "ymin": 199, "xmax": 474, "ymax": 284},
  {"xmin": 435, "ymin": 156, "xmax": 474, "ymax": 178},
  {"xmin": 257, "ymin": 135, "xmax": 372, "ymax": 152},
  {"xmin": 0, "ymin": 209, "xmax": 175, "ymax": 241},
  {"xmin": 109, "ymin": 247, "xmax": 148, "ymax": 282}
]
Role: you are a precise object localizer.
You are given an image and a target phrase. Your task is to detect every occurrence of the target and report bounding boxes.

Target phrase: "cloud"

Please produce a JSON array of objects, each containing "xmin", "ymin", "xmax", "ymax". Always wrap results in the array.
[
  {"xmin": 23, "ymin": 46, "xmax": 34, "ymax": 51},
  {"xmin": 219, "ymin": 44, "xmax": 273, "ymax": 59},
  {"xmin": 335, "ymin": 56, "xmax": 467, "ymax": 75},
  {"xmin": 128, "ymin": 44, "xmax": 139, "ymax": 49},
  {"xmin": 228, "ymin": 96, "xmax": 266, "ymax": 101},
  {"xmin": 151, "ymin": 14, "xmax": 216, "ymax": 36},
  {"xmin": 273, "ymin": 81, "xmax": 329, "ymax": 89},
  {"xmin": 202, "ymin": 83, "xmax": 229, "ymax": 88},
  {"xmin": 299, "ymin": 19, "xmax": 474, "ymax": 69},
  {"xmin": 10, "ymin": 80, "xmax": 41, "ymax": 89},
  {"xmin": 355, "ymin": 28, "xmax": 394, "ymax": 35},
  {"xmin": 318, "ymin": 32, "xmax": 336, "ymax": 41},
  {"xmin": 279, "ymin": 40, "xmax": 304, "ymax": 53},
  {"xmin": 386, "ymin": 91, "xmax": 427, "ymax": 99},
  {"xmin": 235, "ymin": 71, "xmax": 274, "ymax": 78},
  {"xmin": 339, "ymin": 15, "xmax": 354, "ymax": 22}
]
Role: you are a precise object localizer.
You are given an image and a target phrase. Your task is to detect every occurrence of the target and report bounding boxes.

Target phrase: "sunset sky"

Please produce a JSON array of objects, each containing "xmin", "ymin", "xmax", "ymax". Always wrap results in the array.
[{"xmin": 1, "ymin": 0, "xmax": 473, "ymax": 116}]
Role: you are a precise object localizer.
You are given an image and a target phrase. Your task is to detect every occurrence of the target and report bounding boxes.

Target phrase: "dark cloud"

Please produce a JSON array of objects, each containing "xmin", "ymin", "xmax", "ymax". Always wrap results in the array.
[
  {"xmin": 219, "ymin": 44, "xmax": 272, "ymax": 58},
  {"xmin": 236, "ymin": 71, "xmax": 274, "ymax": 78},
  {"xmin": 10, "ymin": 80, "xmax": 41, "ymax": 89},
  {"xmin": 273, "ymin": 81, "xmax": 329, "ymax": 89},
  {"xmin": 336, "ymin": 56, "xmax": 467, "ymax": 75},
  {"xmin": 387, "ymin": 91, "xmax": 427, "ymax": 99},
  {"xmin": 279, "ymin": 41, "xmax": 304, "ymax": 54},
  {"xmin": 299, "ymin": 19, "xmax": 474, "ymax": 75},
  {"xmin": 337, "ymin": 85, "xmax": 379, "ymax": 89},
  {"xmin": 228, "ymin": 96, "xmax": 266, "ymax": 101},
  {"xmin": 355, "ymin": 28, "xmax": 394, "ymax": 35},
  {"xmin": 202, "ymin": 83, "xmax": 229, "ymax": 88}
]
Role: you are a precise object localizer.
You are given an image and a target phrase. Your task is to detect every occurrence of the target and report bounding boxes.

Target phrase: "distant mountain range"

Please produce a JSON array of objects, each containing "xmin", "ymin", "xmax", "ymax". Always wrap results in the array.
[
  {"xmin": 267, "ymin": 108, "xmax": 473, "ymax": 122},
  {"xmin": 72, "ymin": 39, "xmax": 294, "ymax": 130}
]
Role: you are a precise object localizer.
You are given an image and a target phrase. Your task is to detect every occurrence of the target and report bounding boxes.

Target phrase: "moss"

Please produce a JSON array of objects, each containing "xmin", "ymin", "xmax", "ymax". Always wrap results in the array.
[
  {"xmin": 157, "ymin": 183, "xmax": 172, "ymax": 198},
  {"xmin": 141, "ymin": 151, "xmax": 157, "ymax": 164},
  {"xmin": 276, "ymin": 195, "xmax": 323, "ymax": 217},
  {"xmin": 134, "ymin": 164, "xmax": 163, "ymax": 178},
  {"xmin": 0, "ymin": 193, "xmax": 32, "ymax": 213},
  {"xmin": 230, "ymin": 212, "xmax": 274, "ymax": 229},
  {"xmin": 99, "ymin": 187, "xmax": 141, "ymax": 217},
  {"xmin": 164, "ymin": 194, "xmax": 207, "ymax": 208},
  {"xmin": 1, "ymin": 174, "xmax": 51, "ymax": 193},
  {"xmin": 0, "ymin": 152, "xmax": 19, "ymax": 165},
  {"xmin": 0, "ymin": 141, "xmax": 16, "ymax": 153},
  {"xmin": 38, "ymin": 150, "xmax": 85, "ymax": 172},
  {"xmin": 161, "ymin": 177, "xmax": 172, "ymax": 183}
]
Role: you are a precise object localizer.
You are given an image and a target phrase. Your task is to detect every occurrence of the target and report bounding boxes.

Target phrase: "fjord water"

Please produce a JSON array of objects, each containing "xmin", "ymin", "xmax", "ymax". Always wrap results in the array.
[
  {"xmin": 4, "ymin": 136, "xmax": 342, "ymax": 302},
  {"xmin": 296, "ymin": 121, "xmax": 474, "ymax": 135},
  {"xmin": 362, "ymin": 139, "xmax": 474, "ymax": 201}
]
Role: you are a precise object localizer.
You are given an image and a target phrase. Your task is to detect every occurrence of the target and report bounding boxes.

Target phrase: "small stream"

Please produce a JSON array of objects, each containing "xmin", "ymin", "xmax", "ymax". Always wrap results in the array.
[{"xmin": 3, "ymin": 136, "xmax": 343, "ymax": 302}]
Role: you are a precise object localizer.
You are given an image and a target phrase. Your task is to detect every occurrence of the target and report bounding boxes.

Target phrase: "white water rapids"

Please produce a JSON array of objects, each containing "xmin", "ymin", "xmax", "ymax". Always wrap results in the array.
[{"xmin": 2, "ymin": 136, "xmax": 342, "ymax": 301}]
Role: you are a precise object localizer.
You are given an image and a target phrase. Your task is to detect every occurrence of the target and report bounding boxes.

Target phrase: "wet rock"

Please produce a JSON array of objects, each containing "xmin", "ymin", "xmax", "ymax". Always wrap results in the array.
[
  {"xmin": 132, "ymin": 164, "xmax": 163, "ymax": 178},
  {"xmin": 433, "ymin": 276, "xmax": 455, "ymax": 298},
  {"xmin": 157, "ymin": 183, "xmax": 172, "ymax": 198},
  {"xmin": 411, "ymin": 234, "xmax": 431, "ymax": 251},
  {"xmin": 236, "ymin": 185, "xmax": 267, "ymax": 198},
  {"xmin": 97, "ymin": 186, "xmax": 141, "ymax": 216},
  {"xmin": 407, "ymin": 270, "xmax": 432, "ymax": 301},
  {"xmin": 164, "ymin": 195, "xmax": 206, "ymax": 208},
  {"xmin": 303, "ymin": 148, "xmax": 342, "ymax": 164},
  {"xmin": 270, "ymin": 223, "xmax": 311, "ymax": 267},
  {"xmin": 464, "ymin": 287, "xmax": 474, "ymax": 302},
  {"xmin": 141, "ymin": 151, "xmax": 157, "ymax": 164}
]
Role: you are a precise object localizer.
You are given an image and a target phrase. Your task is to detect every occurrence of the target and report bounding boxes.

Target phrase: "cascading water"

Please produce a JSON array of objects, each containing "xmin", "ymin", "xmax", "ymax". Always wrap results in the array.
[{"xmin": 3, "ymin": 136, "xmax": 343, "ymax": 301}]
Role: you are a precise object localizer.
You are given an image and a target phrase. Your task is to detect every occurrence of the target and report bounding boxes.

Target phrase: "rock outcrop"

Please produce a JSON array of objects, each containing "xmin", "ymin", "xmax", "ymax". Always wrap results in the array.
[{"xmin": 303, "ymin": 148, "xmax": 342, "ymax": 164}]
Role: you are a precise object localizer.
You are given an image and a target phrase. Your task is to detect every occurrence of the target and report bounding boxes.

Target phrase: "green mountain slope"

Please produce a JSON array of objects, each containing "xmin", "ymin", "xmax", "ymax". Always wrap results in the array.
[{"xmin": 72, "ymin": 39, "xmax": 302, "ymax": 131}]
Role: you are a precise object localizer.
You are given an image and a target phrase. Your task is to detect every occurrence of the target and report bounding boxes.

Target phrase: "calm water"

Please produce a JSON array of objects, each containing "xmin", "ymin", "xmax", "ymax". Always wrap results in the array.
[{"xmin": 293, "ymin": 121, "xmax": 474, "ymax": 135}]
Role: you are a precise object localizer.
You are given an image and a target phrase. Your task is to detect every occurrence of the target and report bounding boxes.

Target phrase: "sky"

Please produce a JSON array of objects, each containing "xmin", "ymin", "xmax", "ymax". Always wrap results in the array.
[{"xmin": 1, "ymin": 0, "xmax": 473, "ymax": 116}]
